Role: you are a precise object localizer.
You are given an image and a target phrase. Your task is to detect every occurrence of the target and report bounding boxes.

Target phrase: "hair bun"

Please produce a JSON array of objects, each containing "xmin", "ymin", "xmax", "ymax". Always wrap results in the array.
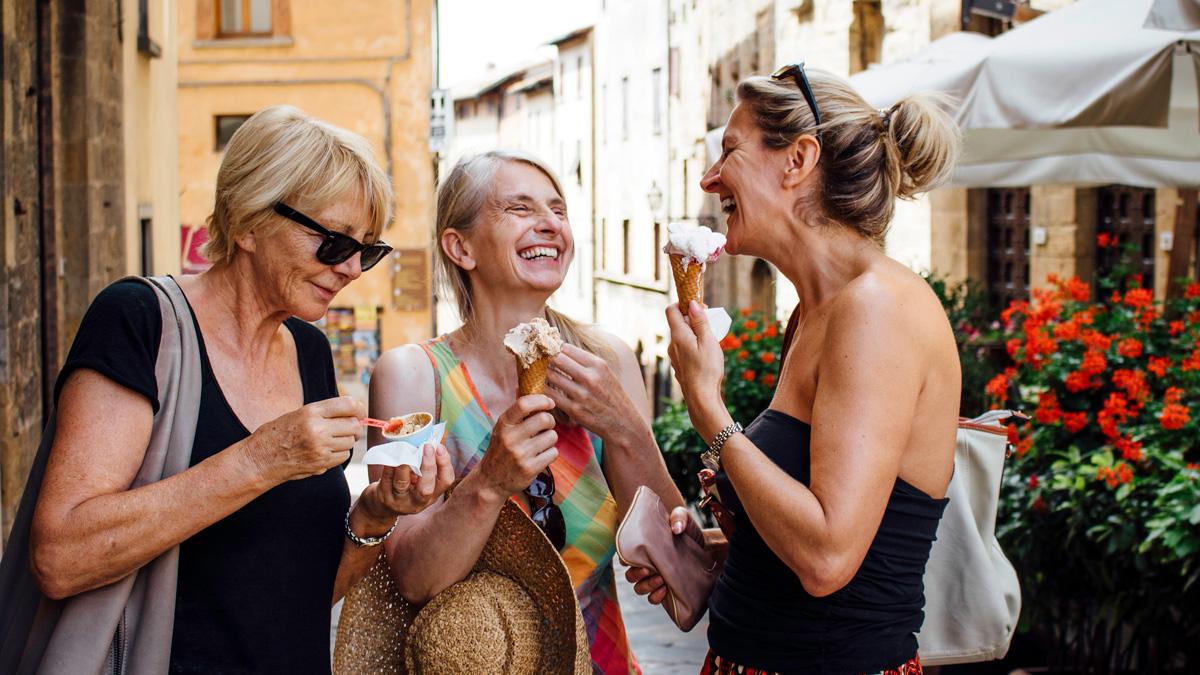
[{"xmin": 884, "ymin": 93, "xmax": 960, "ymax": 199}]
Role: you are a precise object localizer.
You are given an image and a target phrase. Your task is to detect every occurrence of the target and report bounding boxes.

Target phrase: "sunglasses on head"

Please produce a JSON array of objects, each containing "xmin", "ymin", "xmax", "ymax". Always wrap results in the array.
[
  {"xmin": 771, "ymin": 62, "xmax": 823, "ymax": 140},
  {"xmin": 273, "ymin": 202, "xmax": 392, "ymax": 271},
  {"xmin": 525, "ymin": 469, "xmax": 566, "ymax": 551}
]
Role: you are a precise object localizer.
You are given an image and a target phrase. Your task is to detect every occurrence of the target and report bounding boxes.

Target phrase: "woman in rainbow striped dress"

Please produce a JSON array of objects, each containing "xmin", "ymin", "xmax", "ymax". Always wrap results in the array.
[{"xmin": 369, "ymin": 150, "xmax": 685, "ymax": 674}]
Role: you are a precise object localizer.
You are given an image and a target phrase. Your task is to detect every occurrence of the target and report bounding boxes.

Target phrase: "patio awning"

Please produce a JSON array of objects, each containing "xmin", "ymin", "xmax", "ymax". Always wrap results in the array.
[{"xmin": 709, "ymin": 0, "xmax": 1200, "ymax": 188}]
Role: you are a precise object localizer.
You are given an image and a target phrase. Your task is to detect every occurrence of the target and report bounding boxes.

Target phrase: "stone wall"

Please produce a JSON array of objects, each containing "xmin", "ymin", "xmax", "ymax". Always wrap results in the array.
[{"xmin": 1, "ymin": 0, "xmax": 126, "ymax": 546}]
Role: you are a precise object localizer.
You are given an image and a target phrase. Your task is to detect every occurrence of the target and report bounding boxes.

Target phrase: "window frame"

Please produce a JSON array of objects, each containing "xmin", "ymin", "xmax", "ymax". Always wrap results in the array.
[{"xmin": 217, "ymin": 0, "xmax": 274, "ymax": 38}]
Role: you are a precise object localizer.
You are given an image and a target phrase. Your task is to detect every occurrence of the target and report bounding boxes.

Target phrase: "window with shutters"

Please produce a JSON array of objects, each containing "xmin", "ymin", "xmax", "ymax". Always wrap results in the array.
[
  {"xmin": 985, "ymin": 187, "xmax": 1031, "ymax": 310},
  {"xmin": 1097, "ymin": 185, "xmax": 1156, "ymax": 288},
  {"xmin": 219, "ymin": 0, "xmax": 272, "ymax": 36}
]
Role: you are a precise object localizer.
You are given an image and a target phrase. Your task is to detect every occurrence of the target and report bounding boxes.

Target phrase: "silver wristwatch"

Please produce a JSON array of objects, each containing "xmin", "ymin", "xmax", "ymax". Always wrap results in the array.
[
  {"xmin": 701, "ymin": 421, "xmax": 743, "ymax": 471},
  {"xmin": 344, "ymin": 508, "xmax": 398, "ymax": 548}
]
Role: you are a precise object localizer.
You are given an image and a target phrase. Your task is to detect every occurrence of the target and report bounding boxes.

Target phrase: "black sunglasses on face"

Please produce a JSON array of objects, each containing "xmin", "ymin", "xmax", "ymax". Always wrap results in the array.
[
  {"xmin": 771, "ymin": 63, "xmax": 823, "ymax": 139},
  {"xmin": 273, "ymin": 202, "xmax": 393, "ymax": 271},
  {"xmin": 525, "ymin": 469, "xmax": 566, "ymax": 550}
]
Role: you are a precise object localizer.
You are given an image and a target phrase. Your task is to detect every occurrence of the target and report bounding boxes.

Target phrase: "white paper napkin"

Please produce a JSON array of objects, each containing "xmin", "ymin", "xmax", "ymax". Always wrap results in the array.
[
  {"xmin": 706, "ymin": 307, "xmax": 732, "ymax": 340},
  {"xmin": 361, "ymin": 422, "xmax": 446, "ymax": 476}
]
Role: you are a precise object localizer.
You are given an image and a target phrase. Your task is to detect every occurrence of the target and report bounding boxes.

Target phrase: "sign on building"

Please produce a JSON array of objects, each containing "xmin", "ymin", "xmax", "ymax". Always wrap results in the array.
[{"xmin": 430, "ymin": 88, "xmax": 449, "ymax": 154}]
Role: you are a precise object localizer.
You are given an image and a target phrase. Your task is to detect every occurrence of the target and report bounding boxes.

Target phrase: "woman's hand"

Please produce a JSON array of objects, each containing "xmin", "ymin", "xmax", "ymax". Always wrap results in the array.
[
  {"xmin": 666, "ymin": 301, "xmax": 732, "ymax": 440},
  {"xmin": 474, "ymin": 395, "xmax": 559, "ymax": 501},
  {"xmin": 358, "ymin": 443, "xmax": 456, "ymax": 524},
  {"xmin": 241, "ymin": 396, "xmax": 365, "ymax": 487},
  {"xmin": 547, "ymin": 343, "xmax": 644, "ymax": 441},
  {"xmin": 624, "ymin": 506, "xmax": 706, "ymax": 605}
]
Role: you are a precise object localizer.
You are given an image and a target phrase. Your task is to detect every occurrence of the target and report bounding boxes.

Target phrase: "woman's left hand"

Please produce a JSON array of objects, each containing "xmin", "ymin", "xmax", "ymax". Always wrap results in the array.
[
  {"xmin": 355, "ymin": 443, "xmax": 455, "ymax": 529},
  {"xmin": 666, "ymin": 301, "xmax": 728, "ymax": 438},
  {"xmin": 546, "ymin": 343, "xmax": 645, "ymax": 438}
]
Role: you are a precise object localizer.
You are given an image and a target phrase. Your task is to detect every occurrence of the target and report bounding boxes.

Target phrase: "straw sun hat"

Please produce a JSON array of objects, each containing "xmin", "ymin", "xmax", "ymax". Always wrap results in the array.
[{"xmin": 333, "ymin": 498, "xmax": 591, "ymax": 674}]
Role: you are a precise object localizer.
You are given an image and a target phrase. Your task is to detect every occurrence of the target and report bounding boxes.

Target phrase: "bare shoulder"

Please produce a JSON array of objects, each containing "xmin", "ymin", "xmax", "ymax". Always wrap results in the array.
[
  {"xmin": 825, "ymin": 263, "xmax": 953, "ymax": 361},
  {"xmin": 370, "ymin": 343, "xmax": 437, "ymax": 416}
]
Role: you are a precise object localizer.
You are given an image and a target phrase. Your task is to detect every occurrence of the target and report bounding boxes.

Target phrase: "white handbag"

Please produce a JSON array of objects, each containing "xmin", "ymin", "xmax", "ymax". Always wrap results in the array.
[{"xmin": 917, "ymin": 410, "xmax": 1025, "ymax": 665}]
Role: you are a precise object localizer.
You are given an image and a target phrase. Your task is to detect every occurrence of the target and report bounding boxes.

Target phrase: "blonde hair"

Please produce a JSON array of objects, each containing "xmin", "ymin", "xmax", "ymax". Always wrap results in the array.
[
  {"xmin": 201, "ymin": 105, "xmax": 394, "ymax": 266},
  {"xmin": 736, "ymin": 70, "xmax": 960, "ymax": 244},
  {"xmin": 436, "ymin": 150, "xmax": 612, "ymax": 361}
]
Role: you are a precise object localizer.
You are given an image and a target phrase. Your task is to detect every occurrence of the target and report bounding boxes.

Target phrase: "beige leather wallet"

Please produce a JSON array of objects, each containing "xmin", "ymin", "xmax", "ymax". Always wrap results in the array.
[{"xmin": 615, "ymin": 486, "xmax": 721, "ymax": 632}]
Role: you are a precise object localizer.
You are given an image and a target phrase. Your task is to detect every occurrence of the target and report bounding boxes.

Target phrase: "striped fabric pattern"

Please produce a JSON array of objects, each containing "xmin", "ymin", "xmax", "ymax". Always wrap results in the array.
[{"xmin": 421, "ymin": 336, "xmax": 640, "ymax": 675}]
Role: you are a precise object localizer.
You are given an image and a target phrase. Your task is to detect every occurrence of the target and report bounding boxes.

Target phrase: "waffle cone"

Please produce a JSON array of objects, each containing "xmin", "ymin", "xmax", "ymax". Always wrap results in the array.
[
  {"xmin": 516, "ymin": 355, "xmax": 551, "ymax": 396},
  {"xmin": 670, "ymin": 254, "xmax": 705, "ymax": 308}
]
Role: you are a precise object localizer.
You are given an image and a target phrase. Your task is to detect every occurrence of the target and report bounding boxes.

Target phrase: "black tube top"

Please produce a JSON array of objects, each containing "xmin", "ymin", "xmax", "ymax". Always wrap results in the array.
[{"xmin": 708, "ymin": 409, "xmax": 949, "ymax": 674}]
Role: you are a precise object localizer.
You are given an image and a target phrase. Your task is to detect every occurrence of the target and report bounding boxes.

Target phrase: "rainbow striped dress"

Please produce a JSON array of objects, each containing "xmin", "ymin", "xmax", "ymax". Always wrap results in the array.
[{"xmin": 420, "ymin": 336, "xmax": 640, "ymax": 674}]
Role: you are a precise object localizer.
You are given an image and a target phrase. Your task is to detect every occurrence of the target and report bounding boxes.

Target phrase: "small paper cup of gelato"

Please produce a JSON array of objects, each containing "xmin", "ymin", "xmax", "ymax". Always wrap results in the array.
[{"xmin": 381, "ymin": 412, "xmax": 437, "ymax": 447}]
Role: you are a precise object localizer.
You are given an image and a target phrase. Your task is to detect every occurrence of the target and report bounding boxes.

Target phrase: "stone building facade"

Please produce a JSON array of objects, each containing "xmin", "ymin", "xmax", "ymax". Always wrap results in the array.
[{"xmin": 1, "ymin": 0, "xmax": 180, "ymax": 545}]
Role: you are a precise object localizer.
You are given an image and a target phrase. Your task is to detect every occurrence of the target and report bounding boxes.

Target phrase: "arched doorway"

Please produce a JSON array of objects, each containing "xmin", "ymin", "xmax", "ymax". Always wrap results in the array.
[{"xmin": 750, "ymin": 259, "xmax": 776, "ymax": 316}]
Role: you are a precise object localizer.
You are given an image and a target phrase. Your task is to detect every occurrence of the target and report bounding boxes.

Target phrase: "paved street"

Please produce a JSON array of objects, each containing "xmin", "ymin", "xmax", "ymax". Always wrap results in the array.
[{"xmin": 334, "ymin": 435, "xmax": 707, "ymax": 673}]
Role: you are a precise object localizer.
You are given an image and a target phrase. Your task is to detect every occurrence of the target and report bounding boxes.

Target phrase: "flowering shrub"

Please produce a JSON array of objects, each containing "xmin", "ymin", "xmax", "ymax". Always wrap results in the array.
[
  {"xmin": 653, "ymin": 309, "xmax": 784, "ymax": 502},
  {"xmin": 990, "ymin": 245, "xmax": 1200, "ymax": 671}
]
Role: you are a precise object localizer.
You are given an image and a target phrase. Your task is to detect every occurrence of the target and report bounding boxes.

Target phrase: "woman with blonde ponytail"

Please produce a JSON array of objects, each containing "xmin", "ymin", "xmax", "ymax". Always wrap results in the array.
[
  {"xmin": 368, "ymin": 150, "xmax": 683, "ymax": 673},
  {"xmin": 627, "ymin": 66, "xmax": 963, "ymax": 674}
]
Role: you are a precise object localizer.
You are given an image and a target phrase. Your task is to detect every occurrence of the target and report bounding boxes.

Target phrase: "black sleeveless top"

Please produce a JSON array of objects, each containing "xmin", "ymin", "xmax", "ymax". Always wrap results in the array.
[{"xmin": 707, "ymin": 409, "xmax": 949, "ymax": 674}]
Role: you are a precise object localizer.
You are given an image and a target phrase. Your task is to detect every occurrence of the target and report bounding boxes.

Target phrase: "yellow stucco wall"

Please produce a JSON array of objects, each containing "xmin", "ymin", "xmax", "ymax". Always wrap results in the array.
[
  {"xmin": 124, "ymin": 0, "xmax": 182, "ymax": 277},
  {"xmin": 177, "ymin": 0, "xmax": 435, "ymax": 350}
]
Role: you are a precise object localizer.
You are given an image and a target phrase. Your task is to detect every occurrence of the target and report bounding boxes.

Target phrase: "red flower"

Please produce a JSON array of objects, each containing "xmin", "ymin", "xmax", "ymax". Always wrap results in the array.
[
  {"xmin": 1081, "ymin": 330, "xmax": 1112, "ymax": 352},
  {"xmin": 1056, "ymin": 277, "xmax": 1091, "ymax": 303},
  {"xmin": 1169, "ymin": 321, "xmax": 1185, "ymax": 337},
  {"xmin": 1160, "ymin": 403, "xmax": 1190, "ymax": 430},
  {"xmin": 1080, "ymin": 349, "xmax": 1108, "ymax": 375},
  {"xmin": 1006, "ymin": 424, "xmax": 1020, "ymax": 445},
  {"xmin": 1031, "ymin": 496, "xmax": 1049, "ymax": 514},
  {"xmin": 1117, "ymin": 462, "xmax": 1133, "ymax": 484},
  {"xmin": 1111, "ymin": 369, "xmax": 1148, "ymax": 401},
  {"xmin": 737, "ymin": 349, "xmax": 750, "ymax": 360},
  {"xmin": 1097, "ymin": 232, "xmax": 1114, "ymax": 248},
  {"xmin": 764, "ymin": 324, "xmax": 779, "ymax": 338},
  {"xmin": 1065, "ymin": 370, "xmax": 1098, "ymax": 392},
  {"xmin": 1006, "ymin": 338, "xmax": 1022, "ymax": 360},
  {"xmin": 1053, "ymin": 319, "xmax": 1081, "ymax": 341},
  {"xmin": 761, "ymin": 373, "xmax": 777, "ymax": 387},
  {"xmin": 1117, "ymin": 338, "xmax": 1143, "ymax": 359},
  {"xmin": 986, "ymin": 368, "xmax": 1016, "ymax": 402},
  {"xmin": 1148, "ymin": 356, "xmax": 1169, "ymax": 377},
  {"xmin": 1002, "ymin": 300, "xmax": 1029, "ymax": 326},
  {"xmin": 742, "ymin": 320, "xmax": 758, "ymax": 331},
  {"xmin": 739, "ymin": 308, "xmax": 752, "ymax": 317},
  {"xmin": 720, "ymin": 335, "xmax": 741, "ymax": 351},
  {"xmin": 1123, "ymin": 288, "xmax": 1153, "ymax": 309},
  {"xmin": 1116, "ymin": 437, "xmax": 1144, "ymax": 462},
  {"xmin": 741, "ymin": 369, "xmax": 757, "ymax": 382},
  {"xmin": 1165, "ymin": 387, "xmax": 1184, "ymax": 405},
  {"xmin": 1063, "ymin": 411, "xmax": 1088, "ymax": 433},
  {"xmin": 1183, "ymin": 348, "xmax": 1200, "ymax": 372},
  {"xmin": 1110, "ymin": 290, "xmax": 1122, "ymax": 304},
  {"xmin": 751, "ymin": 333, "xmax": 763, "ymax": 342},
  {"xmin": 1028, "ymin": 474, "xmax": 1039, "ymax": 489},
  {"xmin": 1017, "ymin": 437, "xmax": 1033, "ymax": 457},
  {"xmin": 1097, "ymin": 466, "xmax": 1119, "ymax": 489},
  {"xmin": 1185, "ymin": 282, "xmax": 1200, "ymax": 299},
  {"xmin": 1035, "ymin": 390, "xmax": 1062, "ymax": 424},
  {"xmin": 760, "ymin": 352, "xmax": 776, "ymax": 364}
]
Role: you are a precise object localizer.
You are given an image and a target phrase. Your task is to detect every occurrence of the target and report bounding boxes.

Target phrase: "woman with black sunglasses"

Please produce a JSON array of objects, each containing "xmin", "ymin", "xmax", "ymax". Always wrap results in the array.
[
  {"xmin": 367, "ymin": 150, "xmax": 685, "ymax": 673},
  {"xmin": 25, "ymin": 105, "xmax": 453, "ymax": 673},
  {"xmin": 626, "ymin": 65, "xmax": 962, "ymax": 674}
]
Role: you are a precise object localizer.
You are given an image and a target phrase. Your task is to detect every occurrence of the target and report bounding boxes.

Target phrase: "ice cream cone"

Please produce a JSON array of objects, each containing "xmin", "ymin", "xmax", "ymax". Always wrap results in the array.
[
  {"xmin": 670, "ymin": 254, "xmax": 704, "ymax": 308},
  {"xmin": 516, "ymin": 355, "xmax": 551, "ymax": 396}
]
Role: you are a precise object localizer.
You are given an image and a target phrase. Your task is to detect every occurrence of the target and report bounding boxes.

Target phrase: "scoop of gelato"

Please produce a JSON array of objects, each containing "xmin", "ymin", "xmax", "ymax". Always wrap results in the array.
[
  {"xmin": 503, "ymin": 317, "xmax": 564, "ymax": 367},
  {"xmin": 662, "ymin": 222, "xmax": 726, "ymax": 267}
]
